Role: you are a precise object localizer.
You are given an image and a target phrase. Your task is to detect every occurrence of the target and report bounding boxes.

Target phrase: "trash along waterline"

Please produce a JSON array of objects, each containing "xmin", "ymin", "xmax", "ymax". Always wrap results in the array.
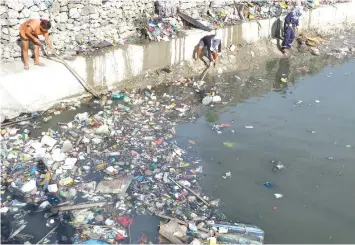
[{"xmin": 1, "ymin": 79, "xmax": 267, "ymax": 244}]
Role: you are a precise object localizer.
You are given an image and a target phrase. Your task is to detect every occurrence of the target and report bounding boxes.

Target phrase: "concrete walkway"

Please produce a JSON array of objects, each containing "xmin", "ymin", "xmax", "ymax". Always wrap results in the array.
[{"xmin": 1, "ymin": 58, "xmax": 87, "ymax": 119}]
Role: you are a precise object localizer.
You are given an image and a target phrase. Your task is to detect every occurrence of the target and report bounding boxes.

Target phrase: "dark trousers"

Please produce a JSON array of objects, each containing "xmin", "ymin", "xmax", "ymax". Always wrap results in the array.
[{"xmin": 282, "ymin": 27, "xmax": 295, "ymax": 49}]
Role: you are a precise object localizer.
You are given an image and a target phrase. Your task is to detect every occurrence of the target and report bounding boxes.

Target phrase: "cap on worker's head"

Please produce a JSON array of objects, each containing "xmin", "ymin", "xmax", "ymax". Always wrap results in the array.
[
  {"xmin": 40, "ymin": 19, "xmax": 52, "ymax": 30},
  {"xmin": 293, "ymin": 6, "xmax": 303, "ymax": 17}
]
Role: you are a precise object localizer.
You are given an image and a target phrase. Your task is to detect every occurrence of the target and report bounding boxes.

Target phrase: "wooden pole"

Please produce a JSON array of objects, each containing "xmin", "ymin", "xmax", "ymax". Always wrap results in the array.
[
  {"xmin": 51, "ymin": 202, "xmax": 107, "ymax": 211},
  {"xmin": 169, "ymin": 178, "xmax": 210, "ymax": 206}
]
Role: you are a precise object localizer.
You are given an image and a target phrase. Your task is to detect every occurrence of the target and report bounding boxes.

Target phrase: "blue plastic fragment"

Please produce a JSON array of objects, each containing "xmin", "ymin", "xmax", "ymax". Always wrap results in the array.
[
  {"xmin": 30, "ymin": 166, "xmax": 39, "ymax": 175},
  {"xmin": 135, "ymin": 176, "xmax": 144, "ymax": 182},
  {"xmin": 263, "ymin": 182, "xmax": 274, "ymax": 188}
]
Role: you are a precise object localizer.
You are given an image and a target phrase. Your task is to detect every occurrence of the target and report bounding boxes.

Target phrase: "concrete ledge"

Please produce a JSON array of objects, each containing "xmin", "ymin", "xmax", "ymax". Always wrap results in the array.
[{"xmin": 1, "ymin": 2, "xmax": 355, "ymax": 119}]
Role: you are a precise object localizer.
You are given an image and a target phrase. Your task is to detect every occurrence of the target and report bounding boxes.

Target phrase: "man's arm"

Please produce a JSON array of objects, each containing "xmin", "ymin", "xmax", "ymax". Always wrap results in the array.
[
  {"xmin": 43, "ymin": 32, "xmax": 54, "ymax": 50},
  {"xmin": 25, "ymin": 27, "xmax": 41, "ymax": 45}
]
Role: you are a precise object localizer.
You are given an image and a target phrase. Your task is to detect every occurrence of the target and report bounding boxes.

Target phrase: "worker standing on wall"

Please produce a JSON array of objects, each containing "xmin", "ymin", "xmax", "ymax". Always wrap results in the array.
[
  {"xmin": 19, "ymin": 19, "xmax": 55, "ymax": 70},
  {"xmin": 196, "ymin": 31, "xmax": 222, "ymax": 67},
  {"xmin": 281, "ymin": 6, "xmax": 302, "ymax": 54}
]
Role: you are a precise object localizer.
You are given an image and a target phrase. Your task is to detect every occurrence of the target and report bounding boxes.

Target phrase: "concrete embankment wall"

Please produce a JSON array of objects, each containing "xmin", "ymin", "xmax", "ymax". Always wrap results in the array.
[{"xmin": 1, "ymin": 1, "xmax": 355, "ymax": 119}]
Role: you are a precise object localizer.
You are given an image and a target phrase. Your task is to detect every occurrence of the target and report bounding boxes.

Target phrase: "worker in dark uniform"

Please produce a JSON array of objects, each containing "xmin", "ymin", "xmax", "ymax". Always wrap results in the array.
[
  {"xmin": 196, "ymin": 33, "xmax": 222, "ymax": 67},
  {"xmin": 281, "ymin": 6, "xmax": 302, "ymax": 54}
]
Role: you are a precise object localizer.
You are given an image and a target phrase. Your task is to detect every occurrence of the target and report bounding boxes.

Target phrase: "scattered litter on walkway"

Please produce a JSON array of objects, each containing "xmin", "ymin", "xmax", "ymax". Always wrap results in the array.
[{"xmin": 245, "ymin": 125, "xmax": 254, "ymax": 129}]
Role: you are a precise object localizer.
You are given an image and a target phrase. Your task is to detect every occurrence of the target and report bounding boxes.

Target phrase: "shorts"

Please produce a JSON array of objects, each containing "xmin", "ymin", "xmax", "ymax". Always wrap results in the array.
[{"xmin": 198, "ymin": 40, "xmax": 205, "ymax": 48}]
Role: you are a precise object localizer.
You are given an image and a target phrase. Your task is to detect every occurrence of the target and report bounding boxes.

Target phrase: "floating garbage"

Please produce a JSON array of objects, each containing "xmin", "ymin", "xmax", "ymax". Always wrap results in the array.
[
  {"xmin": 223, "ymin": 142, "xmax": 236, "ymax": 148},
  {"xmin": 310, "ymin": 47, "xmax": 321, "ymax": 56},
  {"xmin": 263, "ymin": 182, "xmax": 274, "ymax": 188},
  {"xmin": 212, "ymin": 222, "xmax": 265, "ymax": 242},
  {"xmin": 274, "ymin": 193, "xmax": 284, "ymax": 199},
  {"xmin": 0, "ymin": 76, "xmax": 268, "ymax": 244},
  {"xmin": 202, "ymin": 94, "xmax": 222, "ymax": 105},
  {"xmin": 272, "ymin": 161, "xmax": 285, "ymax": 172}
]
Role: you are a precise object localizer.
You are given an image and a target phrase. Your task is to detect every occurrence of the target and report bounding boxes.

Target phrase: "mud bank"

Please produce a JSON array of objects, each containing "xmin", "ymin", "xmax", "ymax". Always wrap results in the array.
[{"xmin": 1, "ymin": 2, "xmax": 355, "ymax": 119}]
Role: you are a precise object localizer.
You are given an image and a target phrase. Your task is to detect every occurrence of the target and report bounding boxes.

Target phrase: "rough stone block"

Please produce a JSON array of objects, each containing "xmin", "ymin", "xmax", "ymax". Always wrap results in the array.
[
  {"xmin": 20, "ymin": 8, "xmax": 31, "ymax": 18},
  {"xmin": 60, "ymin": 6, "xmax": 68, "ymax": 12},
  {"xmin": 69, "ymin": 8, "xmax": 80, "ymax": 19},
  {"xmin": 56, "ymin": 12, "xmax": 68, "ymax": 23},
  {"xmin": 66, "ymin": 23, "xmax": 74, "ymax": 30},
  {"xmin": 7, "ymin": 18, "xmax": 20, "ymax": 26},
  {"xmin": 51, "ymin": 1, "xmax": 61, "ymax": 14},
  {"xmin": 57, "ymin": 23, "xmax": 67, "ymax": 31},
  {"xmin": 7, "ymin": 0, "xmax": 25, "ymax": 12},
  {"xmin": 7, "ymin": 9, "xmax": 20, "ymax": 19},
  {"xmin": 29, "ymin": 5, "xmax": 40, "ymax": 12}
]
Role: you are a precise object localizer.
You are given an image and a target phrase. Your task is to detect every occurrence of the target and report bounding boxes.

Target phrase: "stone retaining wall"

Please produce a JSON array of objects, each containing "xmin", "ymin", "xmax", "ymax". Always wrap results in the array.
[
  {"xmin": 0, "ymin": 0, "xmax": 215, "ymax": 62},
  {"xmin": 0, "ymin": 0, "xmax": 331, "ymax": 62}
]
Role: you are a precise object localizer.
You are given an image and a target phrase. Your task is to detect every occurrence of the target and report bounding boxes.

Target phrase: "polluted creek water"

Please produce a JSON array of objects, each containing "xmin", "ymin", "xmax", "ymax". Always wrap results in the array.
[
  {"xmin": 1, "ymin": 57, "xmax": 354, "ymax": 244},
  {"xmin": 177, "ymin": 59, "xmax": 355, "ymax": 243}
]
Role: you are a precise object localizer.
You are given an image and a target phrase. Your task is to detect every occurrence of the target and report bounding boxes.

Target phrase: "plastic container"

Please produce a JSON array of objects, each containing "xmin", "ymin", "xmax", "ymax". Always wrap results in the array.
[{"xmin": 112, "ymin": 92, "xmax": 131, "ymax": 103}]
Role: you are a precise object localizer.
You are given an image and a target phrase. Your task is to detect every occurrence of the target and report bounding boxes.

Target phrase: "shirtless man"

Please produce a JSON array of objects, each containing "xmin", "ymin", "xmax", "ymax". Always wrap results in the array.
[{"xmin": 19, "ymin": 19, "xmax": 55, "ymax": 70}]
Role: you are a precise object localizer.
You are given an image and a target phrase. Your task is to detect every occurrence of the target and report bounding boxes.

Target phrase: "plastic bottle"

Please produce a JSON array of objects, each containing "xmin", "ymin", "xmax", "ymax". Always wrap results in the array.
[
  {"xmin": 202, "ymin": 92, "xmax": 221, "ymax": 105},
  {"xmin": 10, "ymin": 200, "xmax": 27, "ymax": 207},
  {"xmin": 46, "ymin": 218, "xmax": 58, "ymax": 228},
  {"xmin": 111, "ymin": 92, "xmax": 131, "ymax": 103},
  {"xmin": 212, "ymin": 95, "xmax": 221, "ymax": 102},
  {"xmin": 202, "ymin": 95, "xmax": 213, "ymax": 105}
]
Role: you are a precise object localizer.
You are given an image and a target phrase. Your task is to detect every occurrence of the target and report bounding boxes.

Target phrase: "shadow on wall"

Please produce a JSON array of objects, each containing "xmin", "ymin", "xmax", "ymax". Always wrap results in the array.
[{"xmin": 271, "ymin": 18, "xmax": 284, "ymax": 50}]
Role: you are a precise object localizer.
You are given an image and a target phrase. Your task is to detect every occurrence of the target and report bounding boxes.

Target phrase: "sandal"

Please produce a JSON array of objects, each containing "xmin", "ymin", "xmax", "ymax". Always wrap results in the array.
[
  {"xmin": 34, "ymin": 62, "xmax": 45, "ymax": 67},
  {"xmin": 24, "ymin": 65, "xmax": 29, "ymax": 70}
]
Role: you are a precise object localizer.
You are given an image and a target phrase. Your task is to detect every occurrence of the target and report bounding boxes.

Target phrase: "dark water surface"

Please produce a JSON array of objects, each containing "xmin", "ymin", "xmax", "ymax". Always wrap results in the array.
[{"xmin": 176, "ymin": 60, "xmax": 355, "ymax": 243}]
